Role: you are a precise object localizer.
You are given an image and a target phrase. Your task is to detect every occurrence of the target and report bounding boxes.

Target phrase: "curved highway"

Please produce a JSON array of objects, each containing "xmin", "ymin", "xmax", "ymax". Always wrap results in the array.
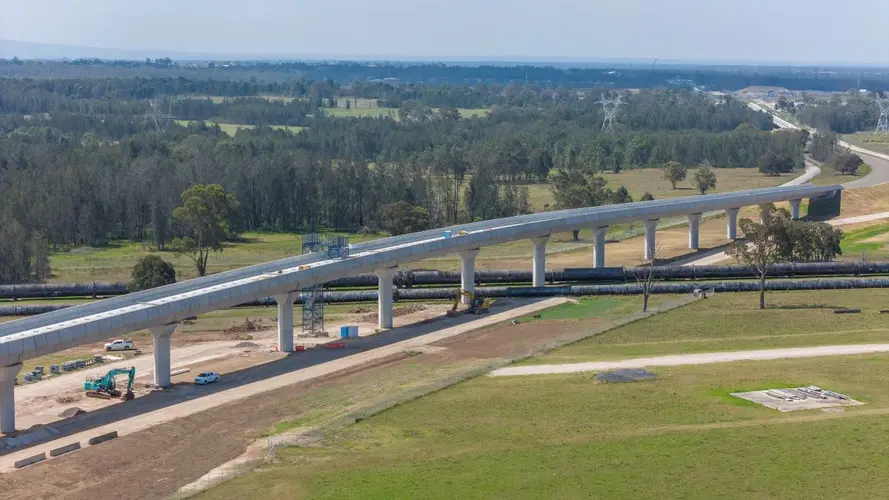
[{"xmin": 748, "ymin": 100, "xmax": 889, "ymax": 189}]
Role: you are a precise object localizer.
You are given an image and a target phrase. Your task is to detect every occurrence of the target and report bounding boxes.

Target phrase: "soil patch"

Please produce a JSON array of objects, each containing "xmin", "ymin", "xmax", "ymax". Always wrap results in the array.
[{"xmin": 2, "ymin": 314, "xmax": 596, "ymax": 500}]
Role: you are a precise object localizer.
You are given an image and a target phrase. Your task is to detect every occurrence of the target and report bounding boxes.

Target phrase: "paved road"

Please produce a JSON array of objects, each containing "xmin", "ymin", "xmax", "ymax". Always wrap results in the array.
[
  {"xmin": 0, "ymin": 297, "xmax": 566, "ymax": 472},
  {"xmin": 490, "ymin": 343, "xmax": 889, "ymax": 376},
  {"xmin": 748, "ymin": 99, "xmax": 889, "ymax": 189}
]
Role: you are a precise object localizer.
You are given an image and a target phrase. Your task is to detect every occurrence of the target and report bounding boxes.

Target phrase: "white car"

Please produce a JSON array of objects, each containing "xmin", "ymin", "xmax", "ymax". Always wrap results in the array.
[
  {"xmin": 194, "ymin": 372, "xmax": 220, "ymax": 385},
  {"xmin": 104, "ymin": 339, "xmax": 134, "ymax": 351}
]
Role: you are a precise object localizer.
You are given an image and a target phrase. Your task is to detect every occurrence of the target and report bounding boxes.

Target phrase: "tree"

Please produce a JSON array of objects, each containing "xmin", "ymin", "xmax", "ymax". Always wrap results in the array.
[
  {"xmin": 549, "ymin": 169, "xmax": 622, "ymax": 240},
  {"xmin": 171, "ymin": 184, "xmax": 239, "ymax": 277},
  {"xmin": 726, "ymin": 212, "xmax": 782, "ymax": 309},
  {"xmin": 832, "ymin": 152, "xmax": 864, "ymax": 175},
  {"xmin": 380, "ymin": 201, "xmax": 429, "ymax": 236},
  {"xmin": 633, "ymin": 244, "xmax": 662, "ymax": 312},
  {"xmin": 693, "ymin": 166, "xmax": 717, "ymax": 195},
  {"xmin": 758, "ymin": 152, "xmax": 795, "ymax": 176},
  {"xmin": 130, "ymin": 255, "xmax": 177, "ymax": 291},
  {"xmin": 640, "ymin": 192, "xmax": 655, "ymax": 201},
  {"xmin": 810, "ymin": 133, "xmax": 838, "ymax": 162},
  {"xmin": 662, "ymin": 161, "xmax": 687, "ymax": 189}
]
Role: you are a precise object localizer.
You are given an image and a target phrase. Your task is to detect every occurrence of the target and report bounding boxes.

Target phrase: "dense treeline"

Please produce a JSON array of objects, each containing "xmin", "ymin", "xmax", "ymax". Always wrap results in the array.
[
  {"xmin": 0, "ymin": 76, "xmax": 807, "ymax": 283},
  {"xmin": 794, "ymin": 93, "xmax": 882, "ymax": 133},
  {"xmin": 4, "ymin": 58, "xmax": 889, "ymax": 92}
]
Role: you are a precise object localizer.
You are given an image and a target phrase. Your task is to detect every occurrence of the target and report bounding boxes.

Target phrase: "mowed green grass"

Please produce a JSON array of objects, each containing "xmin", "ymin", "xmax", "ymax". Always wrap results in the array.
[
  {"xmin": 525, "ymin": 289, "xmax": 889, "ymax": 364},
  {"xmin": 199, "ymin": 350, "xmax": 889, "ymax": 500}
]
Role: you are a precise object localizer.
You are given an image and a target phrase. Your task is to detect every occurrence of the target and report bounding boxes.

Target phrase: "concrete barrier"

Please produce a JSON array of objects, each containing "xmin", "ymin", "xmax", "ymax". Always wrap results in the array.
[
  {"xmin": 14, "ymin": 452, "xmax": 46, "ymax": 468},
  {"xmin": 49, "ymin": 442, "xmax": 81, "ymax": 457},
  {"xmin": 87, "ymin": 431, "xmax": 118, "ymax": 446}
]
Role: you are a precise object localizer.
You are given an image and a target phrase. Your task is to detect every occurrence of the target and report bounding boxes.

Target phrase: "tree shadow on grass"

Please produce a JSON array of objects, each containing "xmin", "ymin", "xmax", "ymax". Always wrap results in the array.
[{"xmin": 765, "ymin": 304, "xmax": 847, "ymax": 311}]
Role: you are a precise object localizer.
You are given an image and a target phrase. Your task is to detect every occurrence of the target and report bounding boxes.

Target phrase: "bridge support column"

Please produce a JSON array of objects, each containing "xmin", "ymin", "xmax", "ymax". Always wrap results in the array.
[
  {"xmin": 375, "ymin": 267, "xmax": 396, "ymax": 330},
  {"xmin": 459, "ymin": 249, "xmax": 479, "ymax": 304},
  {"xmin": 790, "ymin": 199, "xmax": 802, "ymax": 220},
  {"xmin": 0, "ymin": 363, "xmax": 21, "ymax": 434},
  {"xmin": 150, "ymin": 324, "xmax": 176, "ymax": 388},
  {"xmin": 531, "ymin": 236, "xmax": 549, "ymax": 287},
  {"xmin": 644, "ymin": 220, "xmax": 658, "ymax": 261},
  {"xmin": 726, "ymin": 208, "xmax": 740, "ymax": 240},
  {"xmin": 688, "ymin": 213, "xmax": 701, "ymax": 250},
  {"xmin": 274, "ymin": 292, "xmax": 295, "ymax": 352},
  {"xmin": 593, "ymin": 226, "xmax": 608, "ymax": 268}
]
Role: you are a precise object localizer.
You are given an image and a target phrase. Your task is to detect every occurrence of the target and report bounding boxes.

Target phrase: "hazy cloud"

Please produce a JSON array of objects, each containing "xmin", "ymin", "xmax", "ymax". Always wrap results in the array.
[{"xmin": 2, "ymin": 0, "xmax": 888, "ymax": 64}]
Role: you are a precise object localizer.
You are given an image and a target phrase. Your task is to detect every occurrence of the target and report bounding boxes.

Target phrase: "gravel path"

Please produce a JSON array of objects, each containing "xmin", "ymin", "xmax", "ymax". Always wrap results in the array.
[{"xmin": 489, "ymin": 343, "xmax": 889, "ymax": 377}]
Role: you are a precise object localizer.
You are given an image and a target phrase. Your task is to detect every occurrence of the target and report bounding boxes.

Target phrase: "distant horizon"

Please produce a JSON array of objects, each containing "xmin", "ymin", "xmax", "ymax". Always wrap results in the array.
[{"xmin": 2, "ymin": 39, "xmax": 888, "ymax": 69}]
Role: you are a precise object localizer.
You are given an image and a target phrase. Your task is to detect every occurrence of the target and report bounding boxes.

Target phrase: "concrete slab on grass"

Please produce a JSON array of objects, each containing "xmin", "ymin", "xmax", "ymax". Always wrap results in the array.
[{"xmin": 732, "ymin": 386, "xmax": 864, "ymax": 412}]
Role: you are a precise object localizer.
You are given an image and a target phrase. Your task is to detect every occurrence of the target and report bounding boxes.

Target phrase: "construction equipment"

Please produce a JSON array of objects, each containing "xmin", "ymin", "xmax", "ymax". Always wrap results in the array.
[
  {"xmin": 447, "ymin": 289, "xmax": 491, "ymax": 316},
  {"xmin": 84, "ymin": 367, "xmax": 136, "ymax": 401}
]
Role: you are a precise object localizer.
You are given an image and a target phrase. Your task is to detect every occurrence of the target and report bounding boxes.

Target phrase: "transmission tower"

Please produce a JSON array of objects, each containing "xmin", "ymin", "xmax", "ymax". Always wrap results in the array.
[
  {"xmin": 876, "ymin": 98, "xmax": 889, "ymax": 134},
  {"xmin": 148, "ymin": 97, "xmax": 176, "ymax": 133},
  {"xmin": 598, "ymin": 93, "xmax": 623, "ymax": 132}
]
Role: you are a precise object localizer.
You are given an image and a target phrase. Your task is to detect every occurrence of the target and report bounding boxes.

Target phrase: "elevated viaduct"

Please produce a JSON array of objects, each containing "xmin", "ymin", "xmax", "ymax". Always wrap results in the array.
[{"xmin": 0, "ymin": 184, "xmax": 841, "ymax": 433}]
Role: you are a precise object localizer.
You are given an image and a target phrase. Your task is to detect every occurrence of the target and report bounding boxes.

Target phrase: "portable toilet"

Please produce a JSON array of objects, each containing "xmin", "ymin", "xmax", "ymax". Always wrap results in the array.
[
  {"xmin": 348, "ymin": 326, "xmax": 359, "ymax": 338},
  {"xmin": 340, "ymin": 325, "xmax": 350, "ymax": 339},
  {"xmin": 444, "ymin": 230, "xmax": 452, "ymax": 239}
]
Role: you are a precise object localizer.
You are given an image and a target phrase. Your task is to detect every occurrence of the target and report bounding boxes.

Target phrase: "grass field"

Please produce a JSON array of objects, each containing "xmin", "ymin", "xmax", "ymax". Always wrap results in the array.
[
  {"xmin": 522, "ymin": 289, "xmax": 889, "ymax": 364},
  {"xmin": 198, "ymin": 288, "xmax": 889, "ymax": 499},
  {"xmin": 321, "ymin": 106, "xmax": 489, "ymax": 119},
  {"xmin": 843, "ymin": 132, "xmax": 889, "ymax": 156},
  {"xmin": 525, "ymin": 167, "xmax": 790, "ymax": 211},
  {"xmin": 175, "ymin": 120, "xmax": 304, "ymax": 136},
  {"xmin": 48, "ymin": 232, "xmax": 373, "ymax": 282}
]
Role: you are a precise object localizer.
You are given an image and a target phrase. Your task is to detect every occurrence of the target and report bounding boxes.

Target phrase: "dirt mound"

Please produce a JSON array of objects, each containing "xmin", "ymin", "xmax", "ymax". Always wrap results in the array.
[
  {"xmin": 224, "ymin": 318, "xmax": 265, "ymax": 334},
  {"xmin": 359, "ymin": 304, "xmax": 426, "ymax": 323},
  {"xmin": 349, "ymin": 307, "xmax": 372, "ymax": 314},
  {"xmin": 58, "ymin": 407, "xmax": 86, "ymax": 418},
  {"xmin": 595, "ymin": 369, "xmax": 657, "ymax": 384},
  {"xmin": 55, "ymin": 395, "xmax": 80, "ymax": 404},
  {"xmin": 234, "ymin": 342, "xmax": 259, "ymax": 348}
]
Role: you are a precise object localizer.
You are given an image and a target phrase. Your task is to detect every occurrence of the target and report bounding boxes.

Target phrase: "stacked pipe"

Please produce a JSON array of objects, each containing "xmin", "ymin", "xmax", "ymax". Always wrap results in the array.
[
  {"xmin": 5, "ymin": 262, "xmax": 889, "ymax": 300},
  {"xmin": 6, "ymin": 278, "xmax": 889, "ymax": 317}
]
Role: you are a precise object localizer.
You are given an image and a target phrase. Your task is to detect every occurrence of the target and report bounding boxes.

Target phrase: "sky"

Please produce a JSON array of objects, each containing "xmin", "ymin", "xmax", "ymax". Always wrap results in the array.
[{"xmin": 2, "ymin": 0, "xmax": 889, "ymax": 64}]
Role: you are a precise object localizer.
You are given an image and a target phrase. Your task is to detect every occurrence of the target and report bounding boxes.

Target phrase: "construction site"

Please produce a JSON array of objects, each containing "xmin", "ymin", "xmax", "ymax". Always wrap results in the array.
[{"xmin": 0, "ymin": 291, "xmax": 613, "ymax": 498}]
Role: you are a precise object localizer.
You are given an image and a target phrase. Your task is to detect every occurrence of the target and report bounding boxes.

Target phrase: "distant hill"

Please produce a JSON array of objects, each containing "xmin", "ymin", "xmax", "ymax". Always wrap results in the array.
[{"xmin": 0, "ymin": 39, "xmax": 249, "ymax": 61}]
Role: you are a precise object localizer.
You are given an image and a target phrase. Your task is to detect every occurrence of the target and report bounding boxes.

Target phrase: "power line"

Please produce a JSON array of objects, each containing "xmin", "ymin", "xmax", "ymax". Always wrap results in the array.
[
  {"xmin": 876, "ymin": 98, "xmax": 889, "ymax": 134},
  {"xmin": 147, "ymin": 97, "xmax": 176, "ymax": 133},
  {"xmin": 597, "ymin": 93, "xmax": 623, "ymax": 132}
]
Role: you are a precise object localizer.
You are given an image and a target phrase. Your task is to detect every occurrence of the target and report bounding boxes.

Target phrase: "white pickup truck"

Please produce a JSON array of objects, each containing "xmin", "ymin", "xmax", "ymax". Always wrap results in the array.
[
  {"xmin": 104, "ymin": 339, "xmax": 135, "ymax": 351},
  {"xmin": 194, "ymin": 372, "xmax": 220, "ymax": 385}
]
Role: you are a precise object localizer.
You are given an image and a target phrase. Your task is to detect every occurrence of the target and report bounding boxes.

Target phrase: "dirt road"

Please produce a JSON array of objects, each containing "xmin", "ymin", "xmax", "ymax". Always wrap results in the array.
[
  {"xmin": 0, "ymin": 298, "xmax": 566, "ymax": 474},
  {"xmin": 490, "ymin": 343, "xmax": 889, "ymax": 376}
]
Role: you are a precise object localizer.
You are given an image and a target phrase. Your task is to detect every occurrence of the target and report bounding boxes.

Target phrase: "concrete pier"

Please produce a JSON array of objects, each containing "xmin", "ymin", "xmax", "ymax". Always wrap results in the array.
[
  {"xmin": 688, "ymin": 213, "xmax": 701, "ymax": 250},
  {"xmin": 531, "ymin": 236, "xmax": 549, "ymax": 287},
  {"xmin": 459, "ymin": 249, "xmax": 479, "ymax": 303},
  {"xmin": 374, "ymin": 268, "xmax": 396, "ymax": 329},
  {"xmin": 593, "ymin": 226, "xmax": 608, "ymax": 268},
  {"xmin": 149, "ymin": 324, "xmax": 176, "ymax": 388},
  {"xmin": 274, "ymin": 292, "xmax": 295, "ymax": 352},
  {"xmin": 0, "ymin": 364, "xmax": 22, "ymax": 434},
  {"xmin": 726, "ymin": 208, "xmax": 740, "ymax": 240}
]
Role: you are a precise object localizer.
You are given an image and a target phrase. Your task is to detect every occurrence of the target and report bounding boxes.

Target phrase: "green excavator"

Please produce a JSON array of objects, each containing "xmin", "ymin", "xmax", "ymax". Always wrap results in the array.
[{"xmin": 84, "ymin": 367, "xmax": 136, "ymax": 401}]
